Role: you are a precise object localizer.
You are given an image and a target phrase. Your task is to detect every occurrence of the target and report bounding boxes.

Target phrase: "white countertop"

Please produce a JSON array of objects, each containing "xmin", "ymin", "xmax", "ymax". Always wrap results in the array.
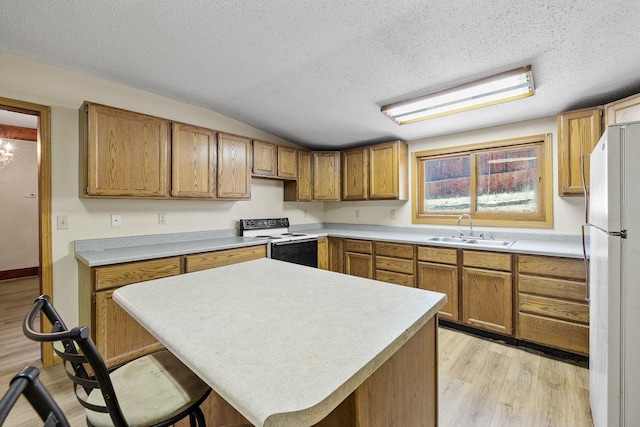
[{"xmin": 113, "ymin": 258, "xmax": 446, "ymax": 427}]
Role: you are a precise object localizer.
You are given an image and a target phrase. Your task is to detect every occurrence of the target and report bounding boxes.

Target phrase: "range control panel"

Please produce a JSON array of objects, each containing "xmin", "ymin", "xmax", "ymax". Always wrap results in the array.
[{"xmin": 240, "ymin": 218, "xmax": 290, "ymax": 231}]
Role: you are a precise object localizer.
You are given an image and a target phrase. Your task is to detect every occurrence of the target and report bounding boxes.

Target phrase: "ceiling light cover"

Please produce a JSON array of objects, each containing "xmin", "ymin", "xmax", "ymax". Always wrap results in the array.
[{"xmin": 381, "ymin": 66, "xmax": 534, "ymax": 125}]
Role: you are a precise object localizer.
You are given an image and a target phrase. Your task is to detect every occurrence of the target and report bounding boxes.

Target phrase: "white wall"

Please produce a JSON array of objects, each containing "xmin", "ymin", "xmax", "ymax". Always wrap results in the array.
[
  {"xmin": 1, "ymin": 53, "xmax": 324, "ymax": 325},
  {"xmin": 0, "ymin": 139, "xmax": 39, "ymax": 270},
  {"xmin": 325, "ymin": 116, "xmax": 586, "ymax": 236}
]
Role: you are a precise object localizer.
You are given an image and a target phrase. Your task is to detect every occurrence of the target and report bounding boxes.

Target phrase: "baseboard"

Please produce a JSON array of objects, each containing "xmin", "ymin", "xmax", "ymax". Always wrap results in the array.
[{"xmin": 0, "ymin": 267, "xmax": 39, "ymax": 281}]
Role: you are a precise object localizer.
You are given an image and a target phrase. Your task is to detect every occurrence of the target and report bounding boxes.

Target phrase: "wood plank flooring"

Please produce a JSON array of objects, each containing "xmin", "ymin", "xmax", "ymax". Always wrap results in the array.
[{"xmin": 1, "ymin": 278, "xmax": 593, "ymax": 426}]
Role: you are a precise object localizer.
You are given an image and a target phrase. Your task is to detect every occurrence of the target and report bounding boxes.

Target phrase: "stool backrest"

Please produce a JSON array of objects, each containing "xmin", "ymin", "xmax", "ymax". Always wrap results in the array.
[
  {"xmin": 23, "ymin": 295, "xmax": 129, "ymax": 426},
  {"xmin": 0, "ymin": 366, "xmax": 70, "ymax": 427}
]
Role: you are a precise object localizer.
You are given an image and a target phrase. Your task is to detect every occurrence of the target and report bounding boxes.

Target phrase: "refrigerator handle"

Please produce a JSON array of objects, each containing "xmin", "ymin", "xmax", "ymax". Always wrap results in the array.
[
  {"xmin": 580, "ymin": 153, "xmax": 589, "ymax": 223},
  {"xmin": 581, "ymin": 223, "xmax": 590, "ymax": 304}
]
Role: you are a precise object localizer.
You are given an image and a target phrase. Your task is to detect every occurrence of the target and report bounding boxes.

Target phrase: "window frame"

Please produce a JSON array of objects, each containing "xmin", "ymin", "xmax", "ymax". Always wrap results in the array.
[{"xmin": 412, "ymin": 134, "xmax": 553, "ymax": 228}]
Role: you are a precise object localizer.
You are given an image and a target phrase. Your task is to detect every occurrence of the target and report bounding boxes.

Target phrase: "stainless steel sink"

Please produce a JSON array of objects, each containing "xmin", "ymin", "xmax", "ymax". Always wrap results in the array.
[
  {"xmin": 463, "ymin": 239, "xmax": 515, "ymax": 247},
  {"xmin": 423, "ymin": 236, "xmax": 515, "ymax": 248}
]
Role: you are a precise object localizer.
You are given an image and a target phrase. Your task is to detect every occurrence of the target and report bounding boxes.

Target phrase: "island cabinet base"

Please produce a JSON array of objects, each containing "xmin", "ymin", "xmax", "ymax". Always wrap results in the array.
[{"xmin": 183, "ymin": 316, "xmax": 438, "ymax": 427}]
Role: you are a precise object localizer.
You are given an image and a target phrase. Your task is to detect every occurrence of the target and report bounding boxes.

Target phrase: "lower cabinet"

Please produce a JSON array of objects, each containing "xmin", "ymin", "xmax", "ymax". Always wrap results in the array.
[
  {"xmin": 184, "ymin": 245, "xmax": 266, "ymax": 272},
  {"xmin": 344, "ymin": 239, "xmax": 373, "ymax": 279},
  {"xmin": 417, "ymin": 246, "xmax": 459, "ymax": 321},
  {"xmin": 328, "ymin": 237, "xmax": 344, "ymax": 273},
  {"xmin": 317, "ymin": 236, "xmax": 329, "ymax": 270},
  {"xmin": 516, "ymin": 254, "xmax": 589, "ymax": 355},
  {"xmin": 375, "ymin": 242, "xmax": 415, "ymax": 287},
  {"xmin": 462, "ymin": 250, "xmax": 513, "ymax": 335}
]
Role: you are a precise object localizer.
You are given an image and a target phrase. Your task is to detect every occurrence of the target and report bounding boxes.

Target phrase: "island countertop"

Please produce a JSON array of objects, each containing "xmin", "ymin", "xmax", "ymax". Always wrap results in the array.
[{"xmin": 113, "ymin": 258, "xmax": 447, "ymax": 427}]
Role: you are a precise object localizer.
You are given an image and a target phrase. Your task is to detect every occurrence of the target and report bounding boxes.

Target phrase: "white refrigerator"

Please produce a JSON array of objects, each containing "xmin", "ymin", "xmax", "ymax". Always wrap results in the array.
[{"xmin": 589, "ymin": 122, "xmax": 640, "ymax": 427}]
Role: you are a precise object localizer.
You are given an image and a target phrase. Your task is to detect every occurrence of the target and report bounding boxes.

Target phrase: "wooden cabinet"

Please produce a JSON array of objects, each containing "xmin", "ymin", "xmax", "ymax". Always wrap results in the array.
[
  {"xmin": 312, "ymin": 151, "xmax": 341, "ymax": 201},
  {"xmin": 251, "ymin": 141, "xmax": 298, "ymax": 180},
  {"xmin": 82, "ymin": 102, "xmax": 170, "ymax": 198},
  {"xmin": 217, "ymin": 133, "xmax": 251, "ymax": 199},
  {"xmin": 252, "ymin": 140, "xmax": 277, "ymax": 177},
  {"xmin": 516, "ymin": 255, "xmax": 588, "ymax": 355},
  {"xmin": 317, "ymin": 236, "xmax": 329, "ymax": 270},
  {"xmin": 328, "ymin": 237, "xmax": 344, "ymax": 273},
  {"xmin": 557, "ymin": 106, "xmax": 604, "ymax": 196},
  {"xmin": 417, "ymin": 246, "xmax": 459, "ymax": 321},
  {"xmin": 375, "ymin": 242, "xmax": 415, "ymax": 287},
  {"xmin": 78, "ymin": 257, "xmax": 182, "ymax": 368},
  {"xmin": 171, "ymin": 122, "xmax": 217, "ymax": 199},
  {"xmin": 462, "ymin": 251, "xmax": 513, "ymax": 335},
  {"xmin": 369, "ymin": 141, "xmax": 408, "ymax": 200},
  {"xmin": 277, "ymin": 145, "xmax": 298, "ymax": 179},
  {"xmin": 342, "ymin": 147, "xmax": 368, "ymax": 200},
  {"xmin": 344, "ymin": 239, "xmax": 373, "ymax": 279},
  {"xmin": 605, "ymin": 92, "xmax": 640, "ymax": 125},
  {"xmin": 284, "ymin": 150, "xmax": 313, "ymax": 202},
  {"xmin": 184, "ymin": 245, "xmax": 266, "ymax": 272}
]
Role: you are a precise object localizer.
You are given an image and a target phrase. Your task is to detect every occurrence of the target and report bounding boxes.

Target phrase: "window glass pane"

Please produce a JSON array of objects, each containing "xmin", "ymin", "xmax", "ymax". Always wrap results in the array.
[
  {"xmin": 476, "ymin": 148, "xmax": 538, "ymax": 213},
  {"xmin": 423, "ymin": 156, "xmax": 470, "ymax": 212}
]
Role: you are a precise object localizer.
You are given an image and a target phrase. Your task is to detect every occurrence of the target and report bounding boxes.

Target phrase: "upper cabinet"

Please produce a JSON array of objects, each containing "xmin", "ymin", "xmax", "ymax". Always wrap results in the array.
[
  {"xmin": 312, "ymin": 151, "xmax": 341, "ymax": 201},
  {"xmin": 342, "ymin": 147, "xmax": 369, "ymax": 200},
  {"xmin": 252, "ymin": 140, "xmax": 277, "ymax": 177},
  {"xmin": 277, "ymin": 145, "xmax": 298, "ymax": 179},
  {"xmin": 605, "ymin": 92, "xmax": 640, "ymax": 125},
  {"xmin": 369, "ymin": 141, "xmax": 408, "ymax": 200},
  {"xmin": 217, "ymin": 133, "xmax": 252, "ymax": 199},
  {"xmin": 171, "ymin": 122, "xmax": 217, "ymax": 199},
  {"xmin": 284, "ymin": 150, "xmax": 312, "ymax": 202},
  {"xmin": 82, "ymin": 102, "xmax": 170, "ymax": 198},
  {"xmin": 557, "ymin": 106, "xmax": 604, "ymax": 197}
]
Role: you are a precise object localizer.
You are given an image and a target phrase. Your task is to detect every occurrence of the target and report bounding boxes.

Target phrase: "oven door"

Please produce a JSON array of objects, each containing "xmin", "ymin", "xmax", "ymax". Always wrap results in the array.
[{"xmin": 269, "ymin": 238, "xmax": 318, "ymax": 268}]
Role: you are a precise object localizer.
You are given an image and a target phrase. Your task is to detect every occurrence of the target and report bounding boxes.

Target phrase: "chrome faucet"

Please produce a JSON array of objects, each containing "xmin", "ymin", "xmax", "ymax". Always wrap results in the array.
[{"xmin": 457, "ymin": 214, "xmax": 473, "ymax": 237}]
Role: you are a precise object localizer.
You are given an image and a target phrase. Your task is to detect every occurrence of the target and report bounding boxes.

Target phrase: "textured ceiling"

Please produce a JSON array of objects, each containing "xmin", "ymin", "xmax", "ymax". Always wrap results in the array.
[{"xmin": 1, "ymin": 1, "xmax": 640, "ymax": 149}]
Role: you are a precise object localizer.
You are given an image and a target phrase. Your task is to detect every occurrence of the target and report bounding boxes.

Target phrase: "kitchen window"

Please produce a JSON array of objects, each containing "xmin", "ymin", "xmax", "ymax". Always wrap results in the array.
[{"xmin": 412, "ymin": 134, "xmax": 552, "ymax": 228}]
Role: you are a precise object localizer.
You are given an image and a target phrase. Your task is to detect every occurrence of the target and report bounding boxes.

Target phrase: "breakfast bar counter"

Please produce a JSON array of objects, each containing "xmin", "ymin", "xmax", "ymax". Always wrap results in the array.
[{"xmin": 113, "ymin": 258, "xmax": 446, "ymax": 427}]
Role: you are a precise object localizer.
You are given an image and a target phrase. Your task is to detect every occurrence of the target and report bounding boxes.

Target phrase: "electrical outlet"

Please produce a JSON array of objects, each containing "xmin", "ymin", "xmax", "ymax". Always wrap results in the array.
[
  {"xmin": 390, "ymin": 209, "xmax": 396, "ymax": 220},
  {"xmin": 303, "ymin": 210, "xmax": 308, "ymax": 218},
  {"xmin": 355, "ymin": 209, "xmax": 360, "ymax": 218},
  {"xmin": 158, "ymin": 213, "xmax": 166, "ymax": 225},
  {"xmin": 111, "ymin": 214, "xmax": 122, "ymax": 227},
  {"xmin": 56, "ymin": 215, "xmax": 68, "ymax": 230}
]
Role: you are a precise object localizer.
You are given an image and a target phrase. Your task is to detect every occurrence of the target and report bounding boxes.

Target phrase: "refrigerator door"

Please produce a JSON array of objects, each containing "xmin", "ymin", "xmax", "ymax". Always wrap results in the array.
[
  {"xmin": 589, "ymin": 227, "xmax": 622, "ymax": 427},
  {"xmin": 590, "ymin": 126, "xmax": 622, "ymax": 233}
]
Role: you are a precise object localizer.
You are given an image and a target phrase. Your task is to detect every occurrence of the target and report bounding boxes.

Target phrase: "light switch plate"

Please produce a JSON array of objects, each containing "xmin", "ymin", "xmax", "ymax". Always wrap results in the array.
[{"xmin": 56, "ymin": 215, "xmax": 68, "ymax": 230}]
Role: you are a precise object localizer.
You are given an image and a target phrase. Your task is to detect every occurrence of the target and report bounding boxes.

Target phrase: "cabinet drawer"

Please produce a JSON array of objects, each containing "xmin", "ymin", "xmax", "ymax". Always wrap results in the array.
[
  {"xmin": 375, "ymin": 242, "xmax": 414, "ymax": 259},
  {"xmin": 375, "ymin": 256, "xmax": 414, "ymax": 274},
  {"xmin": 518, "ymin": 274, "xmax": 587, "ymax": 301},
  {"xmin": 376, "ymin": 270, "xmax": 414, "ymax": 287},
  {"xmin": 463, "ymin": 250, "xmax": 512, "ymax": 271},
  {"xmin": 518, "ymin": 313, "xmax": 589, "ymax": 355},
  {"xmin": 184, "ymin": 245, "xmax": 266, "ymax": 272},
  {"xmin": 94, "ymin": 257, "xmax": 182, "ymax": 291},
  {"xmin": 344, "ymin": 239, "xmax": 373, "ymax": 254},
  {"xmin": 417, "ymin": 246, "xmax": 457, "ymax": 265},
  {"xmin": 518, "ymin": 255, "xmax": 586, "ymax": 280},
  {"xmin": 519, "ymin": 294, "xmax": 589, "ymax": 324}
]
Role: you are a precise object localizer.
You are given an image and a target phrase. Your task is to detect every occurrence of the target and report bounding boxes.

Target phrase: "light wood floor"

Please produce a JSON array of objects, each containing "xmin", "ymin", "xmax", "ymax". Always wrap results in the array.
[{"xmin": 1, "ymin": 278, "xmax": 593, "ymax": 426}]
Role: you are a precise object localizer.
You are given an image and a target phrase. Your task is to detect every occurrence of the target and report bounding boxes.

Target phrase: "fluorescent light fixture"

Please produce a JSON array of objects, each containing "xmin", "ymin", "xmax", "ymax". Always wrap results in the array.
[{"xmin": 381, "ymin": 66, "xmax": 534, "ymax": 125}]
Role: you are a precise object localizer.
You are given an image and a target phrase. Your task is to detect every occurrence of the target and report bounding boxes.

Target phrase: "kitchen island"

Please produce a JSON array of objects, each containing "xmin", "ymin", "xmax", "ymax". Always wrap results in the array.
[{"xmin": 113, "ymin": 258, "xmax": 446, "ymax": 427}]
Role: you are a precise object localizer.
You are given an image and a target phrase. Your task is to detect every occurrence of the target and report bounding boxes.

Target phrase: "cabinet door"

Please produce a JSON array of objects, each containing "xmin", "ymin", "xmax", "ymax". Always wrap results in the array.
[
  {"xmin": 369, "ymin": 141, "xmax": 408, "ymax": 200},
  {"xmin": 284, "ymin": 150, "xmax": 312, "ymax": 201},
  {"xmin": 342, "ymin": 148, "xmax": 368, "ymax": 200},
  {"xmin": 217, "ymin": 133, "xmax": 251, "ymax": 199},
  {"xmin": 317, "ymin": 236, "xmax": 329, "ymax": 270},
  {"xmin": 462, "ymin": 267, "xmax": 513, "ymax": 335},
  {"xmin": 328, "ymin": 237, "xmax": 344, "ymax": 273},
  {"xmin": 171, "ymin": 122, "xmax": 216, "ymax": 198},
  {"xmin": 277, "ymin": 146, "xmax": 298, "ymax": 179},
  {"xmin": 345, "ymin": 252, "xmax": 373, "ymax": 279},
  {"xmin": 84, "ymin": 102, "xmax": 170, "ymax": 198},
  {"xmin": 605, "ymin": 92, "xmax": 640, "ymax": 125},
  {"xmin": 417, "ymin": 262, "xmax": 459, "ymax": 321},
  {"xmin": 252, "ymin": 140, "xmax": 277, "ymax": 177},
  {"xmin": 557, "ymin": 107, "xmax": 603, "ymax": 196},
  {"xmin": 95, "ymin": 289, "xmax": 164, "ymax": 369},
  {"xmin": 312, "ymin": 151, "xmax": 341, "ymax": 201}
]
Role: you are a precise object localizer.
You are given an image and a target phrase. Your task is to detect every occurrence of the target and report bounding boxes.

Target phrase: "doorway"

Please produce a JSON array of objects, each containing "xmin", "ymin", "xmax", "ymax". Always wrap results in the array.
[{"xmin": 0, "ymin": 96, "xmax": 53, "ymax": 368}]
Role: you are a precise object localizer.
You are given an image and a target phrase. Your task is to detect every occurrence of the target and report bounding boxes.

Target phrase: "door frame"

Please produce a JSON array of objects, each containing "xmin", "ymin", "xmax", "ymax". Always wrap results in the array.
[{"xmin": 0, "ymin": 96, "xmax": 53, "ymax": 367}]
